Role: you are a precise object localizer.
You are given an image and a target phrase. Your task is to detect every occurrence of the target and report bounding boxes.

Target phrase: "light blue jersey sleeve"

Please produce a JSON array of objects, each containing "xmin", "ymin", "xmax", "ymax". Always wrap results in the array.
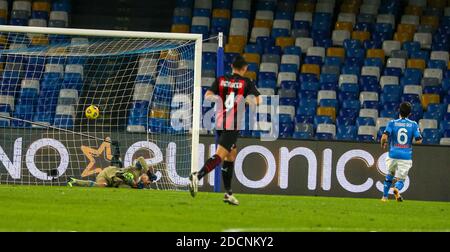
[
  {"xmin": 413, "ymin": 122, "xmax": 422, "ymax": 140},
  {"xmin": 383, "ymin": 120, "xmax": 393, "ymax": 136}
]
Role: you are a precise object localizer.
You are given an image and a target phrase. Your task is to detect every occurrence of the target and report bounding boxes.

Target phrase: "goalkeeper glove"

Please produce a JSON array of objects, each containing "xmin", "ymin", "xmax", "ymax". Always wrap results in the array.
[{"xmin": 122, "ymin": 172, "xmax": 134, "ymax": 185}]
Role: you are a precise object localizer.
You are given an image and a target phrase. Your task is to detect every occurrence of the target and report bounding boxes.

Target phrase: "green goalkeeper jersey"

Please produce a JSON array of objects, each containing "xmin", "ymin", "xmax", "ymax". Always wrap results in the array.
[{"xmin": 97, "ymin": 157, "xmax": 149, "ymax": 188}]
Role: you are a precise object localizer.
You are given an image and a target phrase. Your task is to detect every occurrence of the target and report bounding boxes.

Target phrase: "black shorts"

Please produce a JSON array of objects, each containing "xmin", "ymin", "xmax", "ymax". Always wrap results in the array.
[{"xmin": 216, "ymin": 130, "xmax": 239, "ymax": 152}]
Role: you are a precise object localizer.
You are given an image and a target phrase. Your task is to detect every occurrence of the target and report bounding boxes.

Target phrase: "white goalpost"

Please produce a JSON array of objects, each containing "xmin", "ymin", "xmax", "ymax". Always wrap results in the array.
[{"xmin": 0, "ymin": 25, "xmax": 202, "ymax": 190}]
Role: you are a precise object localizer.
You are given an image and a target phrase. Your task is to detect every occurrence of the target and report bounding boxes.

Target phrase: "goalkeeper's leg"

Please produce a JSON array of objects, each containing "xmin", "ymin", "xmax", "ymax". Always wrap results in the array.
[{"xmin": 67, "ymin": 177, "xmax": 108, "ymax": 187}]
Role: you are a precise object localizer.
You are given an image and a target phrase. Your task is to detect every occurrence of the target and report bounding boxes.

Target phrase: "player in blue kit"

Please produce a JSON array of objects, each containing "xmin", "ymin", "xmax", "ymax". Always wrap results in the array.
[{"xmin": 380, "ymin": 102, "xmax": 422, "ymax": 202}]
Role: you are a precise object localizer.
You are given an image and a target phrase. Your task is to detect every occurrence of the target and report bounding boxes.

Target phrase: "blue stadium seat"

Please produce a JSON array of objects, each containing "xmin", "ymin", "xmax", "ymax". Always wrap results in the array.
[
  {"xmin": 314, "ymin": 115, "xmax": 333, "ymax": 128},
  {"xmin": 422, "ymin": 129, "xmax": 442, "ymax": 145},
  {"xmin": 245, "ymin": 44, "xmax": 263, "ymax": 54},
  {"xmin": 319, "ymin": 99, "xmax": 338, "ymax": 110},
  {"xmin": 213, "ymin": 0, "xmax": 231, "ymax": 9},
  {"xmin": 280, "ymin": 80, "xmax": 297, "ymax": 90},
  {"xmin": 359, "ymin": 76, "xmax": 380, "ymax": 92},
  {"xmin": 300, "ymin": 81, "xmax": 319, "ymax": 91},
  {"xmin": 295, "ymin": 114, "xmax": 314, "ymax": 124},
  {"xmin": 403, "ymin": 41, "xmax": 421, "ymax": 56},
  {"xmin": 364, "ymin": 58, "xmax": 384, "ymax": 69},
  {"xmin": 11, "ymin": 105, "xmax": 33, "ymax": 128},
  {"xmin": 336, "ymin": 116, "xmax": 355, "ymax": 127},
  {"xmin": 324, "ymin": 56, "xmax": 342, "ymax": 66},
  {"xmin": 298, "ymin": 90, "xmax": 317, "ymax": 100},
  {"xmin": 341, "ymin": 99, "xmax": 360, "ymax": 110},
  {"xmin": 336, "ymin": 125, "xmax": 357, "ymax": 141},
  {"xmin": 284, "ymin": 46, "xmax": 302, "ymax": 56},
  {"xmin": 356, "ymin": 117, "xmax": 375, "ymax": 127},
  {"xmin": 384, "ymin": 67, "xmax": 402, "ymax": 78},
  {"xmin": 232, "ymin": 10, "xmax": 250, "ymax": 19},
  {"xmin": 279, "ymin": 122, "xmax": 294, "ymax": 138}
]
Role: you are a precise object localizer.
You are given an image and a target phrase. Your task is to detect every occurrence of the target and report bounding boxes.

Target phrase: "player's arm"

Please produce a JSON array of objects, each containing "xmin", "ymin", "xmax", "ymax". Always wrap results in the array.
[
  {"xmin": 245, "ymin": 80, "xmax": 262, "ymax": 105},
  {"xmin": 414, "ymin": 123, "xmax": 423, "ymax": 144},
  {"xmin": 204, "ymin": 90, "xmax": 220, "ymax": 102},
  {"xmin": 381, "ymin": 121, "xmax": 393, "ymax": 150},
  {"xmin": 381, "ymin": 133, "xmax": 389, "ymax": 150},
  {"xmin": 204, "ymin": 78, "xmax": 220, "ymax": 102}
]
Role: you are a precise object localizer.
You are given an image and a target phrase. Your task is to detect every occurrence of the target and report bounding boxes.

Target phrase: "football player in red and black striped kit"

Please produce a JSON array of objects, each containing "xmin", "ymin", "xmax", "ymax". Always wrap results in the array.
[{"xmin": 189, "ymin": 55, "xmax": 261, "ymax": 205}]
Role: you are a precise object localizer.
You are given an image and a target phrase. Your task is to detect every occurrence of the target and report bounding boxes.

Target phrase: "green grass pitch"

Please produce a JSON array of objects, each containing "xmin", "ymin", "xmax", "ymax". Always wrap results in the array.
[{"xmin": 1, "ymin": 185, "xmax": 449, "ymax": 232}]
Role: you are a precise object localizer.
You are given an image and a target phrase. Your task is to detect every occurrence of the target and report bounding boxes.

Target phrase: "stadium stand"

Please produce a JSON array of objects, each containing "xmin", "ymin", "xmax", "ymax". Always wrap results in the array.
[{"xmin": 171, "ymin": 0, "xmax": 450, "ymax": 145}]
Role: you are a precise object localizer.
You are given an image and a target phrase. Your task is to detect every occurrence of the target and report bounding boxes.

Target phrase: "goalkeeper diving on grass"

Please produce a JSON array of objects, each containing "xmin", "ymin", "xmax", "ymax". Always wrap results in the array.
[{"xmin": 67, "ymin": 156, "xmax": 157, "ymax": 189}]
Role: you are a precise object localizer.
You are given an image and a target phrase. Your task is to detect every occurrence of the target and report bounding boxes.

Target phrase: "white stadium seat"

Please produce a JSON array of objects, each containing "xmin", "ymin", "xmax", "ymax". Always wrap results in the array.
[
  {"xmin": 229, "ymin": 26, "xmax": 248, "ymax": 37},
  {"xmin": 387, "ymin": 58, "xmax": 406, "ymax": 71},
  {"xmin": 419, "ymin": 119, "xmax": 438, "ymax": 130},
  {"xmin": 413, "ymin": 32, "xmax": 432, "ymax": 49},
  {"xmin": 358, "ymin": 125, "xmax": 377, "ymax": 138},
  {"xmin": 13, "ymin": 1, "xmax": 31, "ymax": 13},
  {"xmin": 317, "ymin": 124, "xmax": 336, "ymax": 137},
  {"xmin": 339, "ymin": 74, "xmax": 358, "ymax": 85},
  {"xmin": 250, "ymin": 27, "xmax": 270, "ymax": 43},
  {"xmin": 273, "ymin": 19, "xmax": 291, "ymax": 32},
  {"xmin": 45, "ymin": 64, "xmax": 64, "ymax": 77},
  {"xmin": 338, "ymin": 13, "xmax": 356, "ymax": 25},
  {"xmin": 383, "ymin": 40, "xmax": 401, "ymax": 57},
  {"xmin": 430, "ymin": 51, "xmax": 449, "ymax": 65},
  {"xmin": 192, "ymin": 16, "xmax": 210, "ymax": 29},
  {"xmin": 258, "ymin": 88, "xmax": 275, "ymax": 96},
  {"xmin": 260, "ymin": 62, "xmax": 279, "ymax": 74},
  {"xmin": 401, "ymin": 15, "xmax": 420, "ymax": 25},
  {"xmin": 317, "ymin": 90, "xmax": 337, "ymax": 103},
  {"xmin": 295, "ymin": 37, "xmax": 314, "ymax": 52},
  {"xmin": 359, "ymin": 108, "xmax": 378, "ymax": 121},
  {"xmin": 0, "ymin": 95, "xmax": 15, "ymax": 111},
  {"xmin": 376, "ymin": 117, "xmax": 393, "ymax": 132},
  {"xmin": 49, "ymin": 11, "xmax": 69, "ymax": 26},
  {"xmin": 403, "ymin": 85, "xmax": 422, "ymax": 97},
  {"xmin": 255, "ymin": 10, "xmax": 273, "ymax": 20},
  {"xmin": 424, "ymin": 68, "xmax": 443, "ymax": 82},
  {"xmin": 277, "ymin": 105, "xmax": 296, "ymax": 120},
  {"xmin": 360, "ymin": 4, "xmax": 378, "ymax": 15},
  {"xmin": 332, "ymin": 30, "xmax": 350, "ymax": 46},
  {"xmin": 28, "ymin": 19, "xmax": 47, "ymax": 27},
  {"xmin": 195, "ymin": 0, "xmax": 212, "ymax": 9},
  {"xmin": 294, "ymin": 11, "xmax": 312, "ymax": 23},
  {"xmin": 360, "ymin": 91, "xmax": 379, "ymax": 104},
  {"xmin": 21, "ymin": 79, "xmax": 40, "ymax": 90},
  {"xmin": 315, "ymin": 3, "xmax": 334, "ymax": 13},
  {"xmin": 306, "ymin": 46, "xmax": 325, "ymax": 60},
  {"xmin": 377, "ymin": 14, "xmax": 395, "ymax": 27},
  {"xmin": 277, "ymin": 72, "xmax": 296, "ymax": 86},
  {"xmin": 380, "ymin": 76, "xmax": 399, "ymax": 88},
  {"xmin": 233, "ymin": 0, "xmax": 251, "ymax": 11},
  {"xmin": 440, "ymin": 138, "xmax": 450, "ymax": 145},
  {"xmin": 138, "ymin": 58, "xmax": 158, "ymax": 76},
  {"xmin": 133, "ymin": 84, "xmax": 154, "ymax": 101},
  {"xmin": 281, "ymin": 55, "xmax": 300, "ymax": 68},
  {"xmin": 361, "ymin": 66, "xmax": 380, "ymax": 80}
]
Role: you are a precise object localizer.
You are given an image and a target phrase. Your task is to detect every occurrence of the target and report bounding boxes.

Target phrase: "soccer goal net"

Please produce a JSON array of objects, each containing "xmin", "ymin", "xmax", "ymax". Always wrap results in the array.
[{"xmin": 0, "ymin": 26, "xmax": 202, "ymax": 190}]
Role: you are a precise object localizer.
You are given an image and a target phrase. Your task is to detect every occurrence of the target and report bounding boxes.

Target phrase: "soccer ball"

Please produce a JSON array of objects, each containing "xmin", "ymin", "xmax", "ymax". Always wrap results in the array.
[{"xmin": 85, "ymin": 105, "xmax": 100, "ymax": 119}]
